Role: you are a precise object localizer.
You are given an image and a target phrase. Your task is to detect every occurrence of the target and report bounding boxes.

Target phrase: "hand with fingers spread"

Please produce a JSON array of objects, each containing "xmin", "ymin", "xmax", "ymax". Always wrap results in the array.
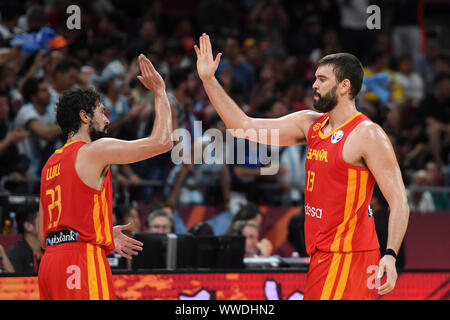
[
  {"xmin": 377, "ymin": 254, "xmax": 398, "ymax": 295},
  {"xmin": 113, "ymin": 223, "xmax": 144, "ymax": 259},
  {"xmin": 137, "ymin": 54, "xmax": 165, "ymax": 93},
  {"xmin": 194, "ymin": 33, "xmax": 222, "ymax": 81}
]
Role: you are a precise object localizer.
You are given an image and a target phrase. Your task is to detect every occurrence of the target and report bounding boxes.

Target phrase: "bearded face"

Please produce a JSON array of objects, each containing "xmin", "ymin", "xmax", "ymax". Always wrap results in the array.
[
  {"xmin": 313, "ymin": 84, "xmax": 338, "ymax": 113},
  {"xmin": 88, "ymin": 119, "xmax": 108, "ymax": 141}
]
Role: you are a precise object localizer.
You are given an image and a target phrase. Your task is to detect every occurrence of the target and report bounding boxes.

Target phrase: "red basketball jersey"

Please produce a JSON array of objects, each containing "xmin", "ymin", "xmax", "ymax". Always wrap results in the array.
[
  {"xmin": 304, "ymin": 112, "xmax": 379, "ymax": 256},
  {"xmin": 40, "ymin": 141, "xmax": 114, "ymax": 253}
]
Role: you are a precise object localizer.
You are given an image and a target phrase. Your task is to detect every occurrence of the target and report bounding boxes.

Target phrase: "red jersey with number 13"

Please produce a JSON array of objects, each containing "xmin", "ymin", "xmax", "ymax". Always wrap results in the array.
[
  {"xmin": 304, "ymin": 112, "xmax": 379, "ymax": 256},
  {"xmin": 40, "ymin": 140, "xmax": 114, "ymax": 253}
]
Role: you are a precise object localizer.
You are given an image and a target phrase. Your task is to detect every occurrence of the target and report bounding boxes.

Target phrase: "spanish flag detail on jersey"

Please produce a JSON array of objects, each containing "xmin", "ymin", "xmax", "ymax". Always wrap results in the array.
[
  {"xmin": 40, "ymin": 140, "xmax": 114, "ymax": 253},
  {"xmin": 304, "ymin": 112, "xmax": 379, "ymax": 256}
]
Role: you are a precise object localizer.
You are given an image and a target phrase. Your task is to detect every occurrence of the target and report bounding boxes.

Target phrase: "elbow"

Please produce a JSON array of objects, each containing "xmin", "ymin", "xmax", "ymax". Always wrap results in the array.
[{"xmin": 160, "ymin": 138, "xmax": 173, "ymax": 152}]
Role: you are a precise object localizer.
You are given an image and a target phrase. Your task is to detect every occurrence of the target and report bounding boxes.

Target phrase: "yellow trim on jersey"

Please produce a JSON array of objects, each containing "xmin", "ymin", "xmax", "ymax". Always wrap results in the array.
[
  {"xmin": 86, "ymin": 243, "xmax": 99, "ymax": 300},
  {"xmin": 330, "ymin": 169, "xmax": 357, "ymax": 251},
  {"xmin": 333, "ymin": 252, "xmax": 353, "ymax": 300},
  {"xmin": 93, "ymin": 194, "xmax": 104, "ymax": 243},
  {"xmin": 101, "ymin": 188, "xmax": 112, "ymax": 245},
  {"xmin": 53, "ymin": 140, "xmax": 81, "ymax": 154},
  {"xmin": 96, "ymin": 245, "xmax": 110, "ymax": 300},
  {"xmin": 318, "ymin": 112, "xmax": 361, "ymax": 139},
  {"xmin": 320, "ymin": 252, "xmax": 342, "ymax": 300}
]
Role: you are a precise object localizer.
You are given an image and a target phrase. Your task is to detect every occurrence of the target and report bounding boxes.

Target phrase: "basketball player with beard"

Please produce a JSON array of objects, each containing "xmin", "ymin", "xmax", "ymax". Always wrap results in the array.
[
  {"xmin": 38, "ymin": 54, "xmax": 173, "ymax": 299},
  {"xmin": 195, "ymin": 34, "xmax": 409, "ymax": 299}
]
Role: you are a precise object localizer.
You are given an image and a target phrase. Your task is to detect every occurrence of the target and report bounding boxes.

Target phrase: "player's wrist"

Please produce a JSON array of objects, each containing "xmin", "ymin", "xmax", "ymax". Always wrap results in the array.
[{"xmin": 383, "ymin": 248, "xmax": 397, "ymax": 261}]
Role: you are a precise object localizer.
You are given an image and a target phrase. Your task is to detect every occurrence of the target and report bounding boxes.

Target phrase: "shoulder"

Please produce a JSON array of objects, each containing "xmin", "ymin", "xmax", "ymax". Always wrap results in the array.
[
  {"xmin": 352, "ymin": 121, "xmax": 392, "ymax": 156},
  {"xmin": 14, "ymin": 104, "xmax": 38, "ymax": 123}
]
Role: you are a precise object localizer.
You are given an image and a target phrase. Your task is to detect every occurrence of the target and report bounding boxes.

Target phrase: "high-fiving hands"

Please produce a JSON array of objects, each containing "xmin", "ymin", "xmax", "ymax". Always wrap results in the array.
[
  {"xmin": 137, "ymin": 54, "xmax": 165, "ymax": 93},
  {"xmin": 194, "ymin": 33, "xmax": 222, "ymax": 81}
]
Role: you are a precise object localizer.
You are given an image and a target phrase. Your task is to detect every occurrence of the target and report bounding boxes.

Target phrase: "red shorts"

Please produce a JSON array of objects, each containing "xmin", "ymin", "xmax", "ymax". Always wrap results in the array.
[
  {"xmin": 38, "ymin": 242, "xmax": 115, "ymax": 300},
  {"xmin": 304, "ymin": 249, "xmax": 380, "ymax": 300}
]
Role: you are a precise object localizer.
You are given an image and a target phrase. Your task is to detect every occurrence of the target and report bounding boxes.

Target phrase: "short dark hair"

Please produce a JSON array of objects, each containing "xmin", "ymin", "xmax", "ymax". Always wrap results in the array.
[
  {"xmin": 317, "ymin": 53, "xmax": 364, "ymax": 99},
  {"xmin": 15, "ymin": 202, "xmax": 39, "ymax": 235},
  {"xmin": 169, "ymin": 67, "xmax": 190, "ymax": 89},
  {"xmin": 53, "ymin": 58, "xmax": 81, "ymax": 75},
  {"xmin": 22, "ymin": 77, "xmax": 45, "ymax": 103},
  {"xmin": 56, "ymin": 88, "xmax": 101, "ymax": 142}
]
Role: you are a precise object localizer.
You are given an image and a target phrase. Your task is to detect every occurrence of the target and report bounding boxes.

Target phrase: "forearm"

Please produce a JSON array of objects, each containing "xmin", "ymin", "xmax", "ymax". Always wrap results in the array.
[
  {"xmin": 386, "ymin": 200, "xmax": 410, "ymax": 255},
  {"xmin": 149, "ymin": 90, "xmax": 173, "ymax": 146},
  {"xmin": 201, "ymin": 77, "xmax": 251, "ymax": 130}
]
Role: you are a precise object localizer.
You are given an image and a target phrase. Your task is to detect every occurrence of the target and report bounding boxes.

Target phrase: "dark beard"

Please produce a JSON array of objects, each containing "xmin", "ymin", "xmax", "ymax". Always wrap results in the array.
[
  {"xmin": 89, "ymin": 122, "xmax": 108, "ymax": 141},
  {"xmin": 313, "ymin": 85, "xmax": 338, "ymax": 113}
]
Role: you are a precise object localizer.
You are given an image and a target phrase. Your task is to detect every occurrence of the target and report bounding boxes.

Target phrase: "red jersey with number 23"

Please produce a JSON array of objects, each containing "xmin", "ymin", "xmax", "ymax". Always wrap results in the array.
[
  {"xmin": 304, "ymin": 112, "xmax": 379, "ymax": 256},
  {"xmin": 40, "ymin": 140, "xmax": 114, "ymax": 253}
]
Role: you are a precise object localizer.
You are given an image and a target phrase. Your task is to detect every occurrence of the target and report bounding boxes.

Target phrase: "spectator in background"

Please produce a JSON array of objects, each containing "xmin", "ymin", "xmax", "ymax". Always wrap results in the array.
[
  {"xmin": 0, "ymin": 89, "xmax": 30, "ymax": 193},
  {"xmin": 216, "ymin": 37, "xmax": 255, "ymax": 102},
  {"xmin": 425, "ymin": 161, "xmax": 449, "ymax": 210},
  {"xmin": 0, "ymin": 1, "xmax": 21, "ymax": 46},
  {"xmin": 6, "ymin": 202, "xmax": 41, "ymax": 273},
  {"xmin": 116, "ymin": 204, "xmax": 142, "ymax": 238},
  {"xmin": 151, "ymin": 202, "xmax": 187, "ymax": 234},
  {"xmin": 146, "ymin": 209, "xmax": 175, "ymax": 234},
  {"xmin": 407, "ymin": 169, "xmax": 435, "ymax": 213},
  {"xmin": 97, "ymin": 60, "xmax": 142, "ymax": 138},
  {"xmin": 227, "ymin": 202, "xmax": 264, "ymax": 236},
  {"xmin": 395, "ymin": 54, "xmax": 425, "ymax": 108},
  {"xmin": 361, "ymin": 50, "xmax": 405, "ymax": 118},
  {"xmin": 166, "ymin": 113, "xmax": 231, "ymax": 208},
  {"xmin": 391, "ymin": 0, "xmax": 423, "ymax": 61},
  {"xmin": 47, "ymin": 58, "xmax": 82, "ymax": 123},
  {"xmin": 0, "ymin": 244, "xmax": 15, "ymax": 273},
  {"xmin": 14, "ymin": 77, "xmax": 61, "ymax": 182},
  {"xmin": 419, "ymin": 73, "xmax": 450, "ymax": 167},
  {"xmin": 287, "ymin": 206, "xmax": 308, "ymax": 257},
  {"xmin": 231, "ymin": 220, "xmax": 272, "ymax": 258},
  {"xmin": 188, "ymin": 222, "xmax": 214, "ymax": 236}
]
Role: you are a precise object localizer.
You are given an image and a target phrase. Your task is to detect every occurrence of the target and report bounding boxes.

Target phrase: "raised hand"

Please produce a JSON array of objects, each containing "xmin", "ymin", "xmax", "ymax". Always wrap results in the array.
[
  {"xmin": 137, "ymin": 54, "xmax": 165, "ymax": 93},
  {"xmin": 194, "ymin": 33, "xmax": 222, "ymax": 81}
]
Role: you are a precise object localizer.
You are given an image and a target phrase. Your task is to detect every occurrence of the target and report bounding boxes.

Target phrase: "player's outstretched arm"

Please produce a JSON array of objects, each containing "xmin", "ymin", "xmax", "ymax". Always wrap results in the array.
[
  {"xmin": 360, "ymin": 122, "xmax": 409, "ymax": 295},
  {"xmin": 195, "ymin": 33, "xmax": 319, "ymax": 146},
  {"xmin": 89, "ymin": 54, "xmax": 173, "ymax": 165}
]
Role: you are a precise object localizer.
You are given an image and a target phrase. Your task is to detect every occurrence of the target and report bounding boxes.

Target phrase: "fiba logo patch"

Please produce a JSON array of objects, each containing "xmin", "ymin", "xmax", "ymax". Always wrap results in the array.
[{"xmin": 331, "ymin": 130, "xmax": 344, "ymax": 144}]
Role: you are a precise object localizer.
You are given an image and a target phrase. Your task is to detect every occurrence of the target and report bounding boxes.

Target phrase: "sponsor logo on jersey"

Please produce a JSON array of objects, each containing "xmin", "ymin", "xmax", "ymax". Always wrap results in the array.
[
  {"xmin": 331, "ymin": 130, "xmax": 344, "ymax": 144},
  {"xmin": 304, "ymin": 204, "xmax": 323, "ymax": 219},
  {"xmin": 306, "ymin": 148, "xmax": 328, "ymax": 162}
]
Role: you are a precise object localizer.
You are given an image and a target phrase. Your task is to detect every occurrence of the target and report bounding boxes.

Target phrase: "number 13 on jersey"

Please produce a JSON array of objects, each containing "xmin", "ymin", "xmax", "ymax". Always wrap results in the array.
[
  {"xmin": 46, "ymin": 185, "xmax": 62, "ymax": 229},
  {"xmin": 306, "ymin": 170, "xmax": 315, "ymax": 192}
]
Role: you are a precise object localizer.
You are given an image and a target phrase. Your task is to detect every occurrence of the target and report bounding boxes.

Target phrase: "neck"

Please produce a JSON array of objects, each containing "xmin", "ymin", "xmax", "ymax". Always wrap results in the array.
[
  {"xmin": 33, "ymin": 101, "xmax": 46, "ymax": 114},
  {"xmin": 67, "ymin": 130, "xmax": 91, "ymax": 145},
  {"xmin": 24, "ymin": 233, "xmax": 41, "ymax": 255},
  {"xmin": 327, "ymin": 100, "xmax": 358, "ymax": 130},
  {"xmin": 52, "ymin": 82, "xmax": 63, "ymax": 93}
]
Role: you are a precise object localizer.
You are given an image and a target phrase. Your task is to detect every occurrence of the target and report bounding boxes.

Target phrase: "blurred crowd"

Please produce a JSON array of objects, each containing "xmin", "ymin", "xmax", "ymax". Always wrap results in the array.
[{"xmin": 0, "ymin": 0, "xmax": 449, "ymax": 215}]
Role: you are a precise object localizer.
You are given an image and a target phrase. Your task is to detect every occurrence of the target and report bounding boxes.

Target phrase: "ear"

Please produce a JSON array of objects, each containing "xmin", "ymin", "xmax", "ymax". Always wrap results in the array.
[
  {"xmin": 340, "ymin": 79, "xmax": 351, "ymax": 96},
  {"xmin": 79, "ymin": 110, "xmax": 90, "ymax": 125}
]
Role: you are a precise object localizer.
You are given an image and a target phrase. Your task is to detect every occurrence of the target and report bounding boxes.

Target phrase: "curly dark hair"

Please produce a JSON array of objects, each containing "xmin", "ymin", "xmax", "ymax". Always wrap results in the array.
[{"xmin": 56, "ymin": 88, "xmax": 101, "ymax": 142}]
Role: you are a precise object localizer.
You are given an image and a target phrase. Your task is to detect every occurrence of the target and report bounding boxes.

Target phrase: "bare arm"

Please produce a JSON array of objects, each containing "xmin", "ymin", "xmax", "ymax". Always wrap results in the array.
[
  {"xmin": 28, "ymin": 120, "xmax": 61, "ymax": 141},
  {"xmin": 360, "ymin": 123, "xmax": 409, "ymax": 295},
  {"xmin": 195, "ymin": 33, "xmax": 319, "ymax": 146}
]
